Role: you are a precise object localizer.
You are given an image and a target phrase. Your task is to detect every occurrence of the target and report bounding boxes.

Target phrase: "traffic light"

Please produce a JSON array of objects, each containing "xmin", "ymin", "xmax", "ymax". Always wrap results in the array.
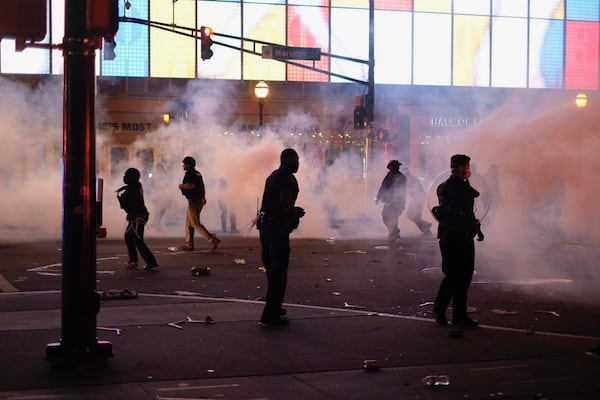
[{"xmin": 200, "ymin": 26, "xmax": 214, "ymax": 60}]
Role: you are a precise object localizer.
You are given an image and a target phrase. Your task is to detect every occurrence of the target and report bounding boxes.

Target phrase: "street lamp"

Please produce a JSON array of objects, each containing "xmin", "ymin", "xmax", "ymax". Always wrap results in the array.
[
  {"xmin": 254, "ymin": 80, "xmax": 269, "ymax": 127},
  {"xmin": 575, "ymin": 93, "xmax": 588, "ymax": 109}
]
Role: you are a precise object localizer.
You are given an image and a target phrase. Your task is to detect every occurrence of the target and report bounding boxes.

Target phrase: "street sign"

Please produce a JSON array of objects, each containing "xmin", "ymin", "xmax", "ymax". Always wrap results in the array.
[{"xmin": 262, "ymin": 45, "xmax": 321, "ymax": 61}]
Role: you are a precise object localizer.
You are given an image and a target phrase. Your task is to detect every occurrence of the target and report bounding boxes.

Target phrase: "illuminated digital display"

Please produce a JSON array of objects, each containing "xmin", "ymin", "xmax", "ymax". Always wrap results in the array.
[{"xmin": 0, "ymin": 0, "xmax": 598, "ymax": 90}]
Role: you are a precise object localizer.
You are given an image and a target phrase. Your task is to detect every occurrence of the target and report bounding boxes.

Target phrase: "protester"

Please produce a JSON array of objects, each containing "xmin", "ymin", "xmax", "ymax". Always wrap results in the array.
[
  {"xmin": 178, "ymin": 156, "xmax": 220, "ymax": 251},
  {"xmin": 403, "ymin": 167, "xmax": 432, "ymax": 236},
  {"xmin": 257, "ymin": 148, "xmax": 305, "ymax": 327},
  {"xmin": 431, "ymin": 154, "xmax": 484, "ymax": 327},
  {"xmin": 116, "ymin": 167, "xmax": 159, "ymax": 271},
  {"xmin": 375, "ymin": 160, "xmax": 407, "ymax": 241}
]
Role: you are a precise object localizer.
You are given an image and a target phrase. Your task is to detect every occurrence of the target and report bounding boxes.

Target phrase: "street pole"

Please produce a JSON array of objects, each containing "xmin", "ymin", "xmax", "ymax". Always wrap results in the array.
[
  {"xmin": 46, "ymin": 0, "xmax": 112, "ymax": 364},
  {"xmin": 365, "ymin": 0, "xmax": 375, "ymax": 200}
]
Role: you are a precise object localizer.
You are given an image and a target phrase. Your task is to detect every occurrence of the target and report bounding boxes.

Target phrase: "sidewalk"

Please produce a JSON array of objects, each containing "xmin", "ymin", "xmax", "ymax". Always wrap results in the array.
[{"xmin": 1, "ymin": 290, "xmax": 600, "ymax": 400}]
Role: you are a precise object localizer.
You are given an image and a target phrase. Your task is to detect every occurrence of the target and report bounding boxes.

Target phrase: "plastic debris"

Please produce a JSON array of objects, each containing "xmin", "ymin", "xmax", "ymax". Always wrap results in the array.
[
  {"xmin": 186, "ymin": 315, "xmax": 215, "ymax": 324},
  {"xmin": 363, "ymin": 359, "xmax": 380, "ymax": 371},
  {"xmin": 331, "ymin": 292, "xmax": 341, "ymax": 296},
  {"xmin": 373, "ymin": 245, "xmax": 390, "ymax": 250},
  {"xmin": 191, "ymin": 266, "xmax": 211, "ymax": 276},
  {"xmin": 167, "ymin": 320, "xmax": 186, "ymax": 330},
  {"xmin": 491, "ymin": 309, "xmax": 519, "ymax": 315},
  {"xmin": 344, "ymin": 302, "xmax": 366, "ymax": 309},
  {"xmin": 99, "ymin": 289, "xmax": 138, "ymax": 300},
  {"xmin": 534, "ymin": 310, "xmax": 560, "ymax": 317},
  {"xmin": 97, "ymin": 326, "xmax": 121, "ymax": 336},
  {"xmin": 422, "ymin": 375, "xmax": 450, "ymax": 386},
  {"xmin": 326, "ymin": 278, "xmax": 332, "ymax": 282},
  {"xmin": 419, "ymin": 301, "xmax": 435, "ymax": 307},
  {"xmin": 168, "ymin": 246, "xmax": 178, "ymax": 252},
  {"xmin": 234, "ymin": 258, "xmax": 246, "ymax": 265},
  {"xmin": 258, "ymin": 266, "xmax": 267, "ymax": 272}
]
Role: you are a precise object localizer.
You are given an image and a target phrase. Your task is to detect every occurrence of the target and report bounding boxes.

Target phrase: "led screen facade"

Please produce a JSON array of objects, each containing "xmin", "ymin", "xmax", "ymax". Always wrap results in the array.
[{"xmin": 0, "ymin": 0, "xmax": 598, "ymax": 89}]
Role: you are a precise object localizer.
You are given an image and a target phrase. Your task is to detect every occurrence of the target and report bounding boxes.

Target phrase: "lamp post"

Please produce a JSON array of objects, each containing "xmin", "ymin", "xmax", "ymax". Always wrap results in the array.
[{"xmin": 254, "ymin": 80, "xmax": 269, "ymax": 127}]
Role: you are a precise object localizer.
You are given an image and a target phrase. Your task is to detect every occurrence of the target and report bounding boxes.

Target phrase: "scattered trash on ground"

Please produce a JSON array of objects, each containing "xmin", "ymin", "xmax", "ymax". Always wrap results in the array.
[
  {"xmin": 99, "ymin": 289, "xmax": 138, "ymax": 300},
  {"xmin": 190, "ymin": 266, "xmax": 211, "ymax": 276},
  {"xmin": 234, "ymin": 258, "xmax": 246, "ymax": 265},
  {"xmin": 258, "ymin": 266, "xmax": 266, "ymax": 272},
  {"xmin": 419, "ymin": 301, "xmax": 435, "ymax": 307},
  {"xmin": 534, "ymin": 310, "xmax": 560, "ymax": 317},
  {"xmin": 326, "ymin": 278, "xmax": 332, "ymax": 282},
  {"xmin": 332, "ymin": 292, "xmax": 341, "ymax": 296},
  {"xmin": 168, "ymin": 315, "xmax": 215, "ymax": 330},
  {"xmin": 491, "ymin": 309, "xmax": 519, "ymax": 315},
  {"xmin": 422, "ymin": 375, "xmax": 450, "ymax": 386},
  {"xmin": 168, "ymin": 246, "xmax": 178, "ymax": 252},
  {"xmin": 373, "ymin": 245, "xmax": 389, "ymax": 250},
  {"xmin": 97, "ymin": 326, "xmax": 121, "ymax": 335},
  {"xmin": 344, "ymin": 302, "xmax": 366, "ymax": 309},
  {"xmin": 344, "ymin": 250, "xmax": 367, "ymax": 254},
  {"xmin": 363, "ymin": 359, "xmax": 380, "ymax": 371}
]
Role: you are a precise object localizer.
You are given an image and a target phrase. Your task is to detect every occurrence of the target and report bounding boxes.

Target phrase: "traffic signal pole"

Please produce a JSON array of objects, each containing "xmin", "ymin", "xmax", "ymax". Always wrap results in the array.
[{"xmin": 46, "ymin": 0, "xmax": 112, "ymax": 364}]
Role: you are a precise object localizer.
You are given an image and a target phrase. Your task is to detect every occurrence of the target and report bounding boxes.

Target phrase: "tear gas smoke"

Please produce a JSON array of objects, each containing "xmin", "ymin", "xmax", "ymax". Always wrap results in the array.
[{"xmin": 1, "ymin": 77, "xmax": 599, "ymax": 298}]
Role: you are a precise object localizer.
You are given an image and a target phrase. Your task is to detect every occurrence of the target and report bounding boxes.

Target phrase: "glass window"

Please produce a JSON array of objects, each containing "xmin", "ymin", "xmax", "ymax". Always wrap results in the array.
[
  {"xmin": 197, "ymin": 1, "xmax": 242, "ymax": 80},
  {"xmin": 491, "ymin": 17, "xmax": 527, "ymax": 87},
  {"xmin": 566, "ymin": 0, "xmax": 599, "ymax": 22},
  {"xmin": 529, "ymin": 19, "xmax": 564, "ymax": 88},
  {"xmin": 242, "ymin": 3, "xmax": 286, "ymax": 81},
  {"xmin": 1, "ymin": 41, "xmax": 50, "ymax": 74},
  {"xmin": 150, "ymin": 0, "xmax": 196, "ymax": 78},
  {"xmin": 413, "ymin": 12, "xmax": 452, "ymax": 85},
  {"xmin": 330, "ymin": 7, "xmax": 369, "ymax": 83},
  {"xmin": 454, "ymin": 0, "xmax": 490, "ymax": 16},
  {"xmin": 375, "ymin": 0, "xmax": 412, "ymax": 11},
  {"xmin": 102, "ymin": 0, "xmax": 149, "ymax": 77},
  {"xmin": 565, "ymin": 21, "xmax": 599, "ymax": 89},
  {"xmin": 51, "ymin": 0, "xmax": 65, "ymax": 75},
  {"xmin": 375, "ymin": 10, "xmax": 412, "ymax": 84},
  {"xmin": 492, "ymin": 0, "xmax": 528, "ymax": 18},
  {"xmin": 530, "ymin": 0, "xmax": 564, "ymax": 20},
  {"xmin": 287, "ymin": 5, "xmax": 330, "ymax": 82},
  {"xmin": 414, "ymin": 0, "xmax": 451, "ymax": 13},
  {"xmin": 453, "ymin": 15, "xmax": 490, "ymax": 86},
  {"xmin": 332, "ymin": 0, "xmax": 368, "ymax": 8}
]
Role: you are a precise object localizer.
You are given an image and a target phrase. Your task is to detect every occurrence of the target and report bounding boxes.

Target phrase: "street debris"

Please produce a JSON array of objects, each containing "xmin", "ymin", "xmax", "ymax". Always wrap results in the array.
[
  {"xmin": 234, "ymin": 258, "xmax": 246, "ymax": 265},
  {"xmin": 99, "ymin": 289, "xmax": 138, "ymax": 300},
  {"xmin": 363, "ymin": 359, "xmax": 380, "ymax": 371},
  {"xmin": 344, "ymin": 250, "xmax": 367, "ymax": 254},
  {"xmin": 326, "ymin": 278, "xmax": 332, "ymax": 282},
  {"xmin": 97, "ymin": 326, "xmax": 121, "ymax": 336},
  {"xmin": 258, "ymin": 266, "xmax": 267, "ymax": 272},
  {"xmin": 419, "ymin": 301, "xmax": 435, "ymax": 307},
  {"xmin": 168, "ymin": 315, "xmax": 215, "ymax": 330},
  {"xmin": 331, "ymin": 292, "xmax": 341, "ymax": 296},
  {"xmin": 534, "ymin": 310, "xmax": 560, "ymax": 317},
  {"xmin": 191, "ymin": 266, "xmax": 211, "ymax": 276},
  {"xmin": 373, "ymin": 245, "xmax": 390, "ymax": 250},
  {"xmin": 344, "ymin": 302, "xmax": 366, "ymax": 309},
  {"xmin": 422, "ymin": 374, "xmax": 450, "ymax": 386},
  {"xmin": 168, "ymin": 246, "xmax": 178, "ymax": 252},
  {"xmin": 492, "ymin": 309, "xmax": 519, "ymax": 315}
]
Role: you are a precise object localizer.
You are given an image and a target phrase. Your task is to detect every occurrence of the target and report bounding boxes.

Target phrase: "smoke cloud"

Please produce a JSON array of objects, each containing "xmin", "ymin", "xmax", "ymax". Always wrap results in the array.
[{"xmin": 1, "ymin": 76, "xmax": 598, "ymax": 298}]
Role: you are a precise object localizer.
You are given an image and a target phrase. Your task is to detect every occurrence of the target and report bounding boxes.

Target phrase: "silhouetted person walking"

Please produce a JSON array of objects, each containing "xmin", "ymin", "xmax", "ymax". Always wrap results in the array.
[
  {"xmin": 376, "ymin": 160, "xmax": 407, "ymax": 241},
  {"xmin": 404, "ymin": 167, "xmax": 432, "ymax": 236},
  {"xmin": 431, "ymin": 154, "xmax": 484, "ymax": 327},
  {"xmin": 178, "ymin": 156, "xmax": 220, "ymax": 252},
  {"xmin": 258, "ymin": 148, "xmax": 305, "ymax": 327},
  {"xmin": 116, "ymin": 168, "xmax": 159, "ymax": 271}
]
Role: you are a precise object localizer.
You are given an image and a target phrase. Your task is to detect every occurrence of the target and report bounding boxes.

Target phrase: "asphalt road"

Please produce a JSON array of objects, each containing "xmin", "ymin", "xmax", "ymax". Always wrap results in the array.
[{"xmin": 1, "ymin": 233, "xmax": 599, "ymax": 338}]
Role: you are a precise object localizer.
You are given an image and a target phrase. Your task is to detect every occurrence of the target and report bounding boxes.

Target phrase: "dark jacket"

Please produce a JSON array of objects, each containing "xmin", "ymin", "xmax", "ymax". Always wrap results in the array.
[
  {"xmin": 434, "ymin": 175, "xmax": 480, "ymax": 238},
  {"xmin": 117, "ymin": 182, "xmax": 149, "ymax": 221},
  {"xmin": 259, "ymin": 166, "xmax": 300, "ymax": 234},
  {"xmin": 376, "ymin": 170, "xmax": 407, "ymax": 209},
  {"xmin": 181, "ymin": 168, "xmax": 206, "ymax": 200}
]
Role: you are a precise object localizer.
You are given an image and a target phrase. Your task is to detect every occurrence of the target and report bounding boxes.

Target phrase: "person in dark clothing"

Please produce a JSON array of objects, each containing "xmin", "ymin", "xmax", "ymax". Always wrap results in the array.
[
  {"xmin": 258, "ymin": 148, "xmax": 305, "ymax": 327},
  {"xmin": 116, "ymin": 167, "xmax": 159, "ymax": 271},
  {"xmin": 178, "ymin": 156, "xmax": 220, "ymax": 251},
  {"xmin": 403, "ymin": 167, "xmax": 432, "ymax": 236},
  {"xmin": 431, "ymin": 154, "xmax": 484, "ymax": 327},
  {"xmin": 375, "ymin": 160, "xmax": 407, "ymax": 241}
]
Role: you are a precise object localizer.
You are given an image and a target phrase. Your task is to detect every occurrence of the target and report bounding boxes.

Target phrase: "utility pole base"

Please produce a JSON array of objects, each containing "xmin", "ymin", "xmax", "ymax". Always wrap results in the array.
[{"xmin": 45, "ymin": 340, "xmax": 113, "ymax": 366}]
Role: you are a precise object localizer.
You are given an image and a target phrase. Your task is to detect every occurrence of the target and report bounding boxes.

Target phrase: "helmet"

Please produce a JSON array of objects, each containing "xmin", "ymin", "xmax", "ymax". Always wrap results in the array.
[
  {"xmin": 387, "ymin": 160, "xmax": 401, "ymax": 170},
  {"xmin": 124, "ymin": 167, "xmax": 140, "ymax": 184},
  {"xmin": 182, "ymin": 156, "xmax": 196, "ymax": 167}
]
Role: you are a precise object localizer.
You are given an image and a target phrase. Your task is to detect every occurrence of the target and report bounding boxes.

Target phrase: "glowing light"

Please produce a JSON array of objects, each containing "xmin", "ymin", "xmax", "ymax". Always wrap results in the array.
[{"xmin": 575, "ymin": 93, "xmax": 588, "ymax": 108}]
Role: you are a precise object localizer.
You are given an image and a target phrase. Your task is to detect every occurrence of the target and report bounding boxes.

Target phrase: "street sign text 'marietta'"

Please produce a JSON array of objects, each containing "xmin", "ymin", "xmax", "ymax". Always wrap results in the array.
[{"xmin": 262, "ymin": 45, "xmax": 321, "ymax": 61}]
